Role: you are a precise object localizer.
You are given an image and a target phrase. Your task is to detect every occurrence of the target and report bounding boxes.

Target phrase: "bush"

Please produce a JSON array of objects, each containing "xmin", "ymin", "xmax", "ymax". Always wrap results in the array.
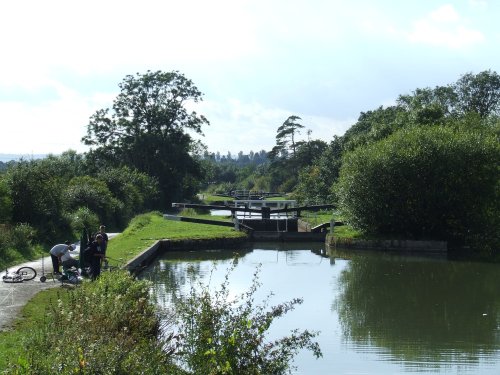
[
  {"xmin": 0, "ymin": 177, "xmax": 12, "ymax": 223},
  {"xmin": 63, "ymin": 176, "xmax": 124, "ymax": 230},
  {"xmin": 0, "ymin": 223, "xmax": 37, "ymax": 263},
  {"xmin": 10, "ymin": 223, "xmax": 37, "ymax": 255},
  {"xmin": 174, "ymin": 260, "xmax": 322, "ymax": 374},
  {"xmin": 65, "ymin": 206, "xmax": 100, "ymax": 240},
  {"xmin": 334, "ymin": 125, "xmax": 500, "ymax": 246},
  {"xmin": 6, "ymin": 160, "xmax": 69, "ymax": 242},
  {"xmin": 8, "ymin": 271, "xmax": 179, "ymax": 374}
]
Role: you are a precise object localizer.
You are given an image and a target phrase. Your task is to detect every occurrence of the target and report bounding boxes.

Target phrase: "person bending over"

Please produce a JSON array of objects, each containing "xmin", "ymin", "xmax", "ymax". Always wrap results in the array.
[{"xmin": 49, "ymin": 241, "xmax": 75, "ymax": 275}]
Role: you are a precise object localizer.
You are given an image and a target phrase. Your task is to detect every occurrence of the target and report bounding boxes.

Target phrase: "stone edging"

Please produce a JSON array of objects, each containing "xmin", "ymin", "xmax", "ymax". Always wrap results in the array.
[
  {"xmin": 326, "ymin": 234, "xmax": 447, "ymax": 252},
  {"xmin": 124, "ymin": 237, "xmax": 249, "ymax": 272}
]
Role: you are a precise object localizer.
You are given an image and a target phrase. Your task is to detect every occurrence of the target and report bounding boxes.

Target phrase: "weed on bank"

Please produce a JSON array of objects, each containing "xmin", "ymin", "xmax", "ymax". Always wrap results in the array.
[{"xmin": 5, "ymin": 272, "xmax": 181, "ymax": 374}]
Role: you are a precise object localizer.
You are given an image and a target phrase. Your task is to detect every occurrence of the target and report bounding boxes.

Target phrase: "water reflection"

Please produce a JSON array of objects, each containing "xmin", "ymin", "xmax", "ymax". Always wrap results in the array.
[
  {"xmin": 334, "ymin": 250, "xmax": 500, "ymax": 368},
  {"xmin": 141, "ymin": 244, "xmax": 500, "ymax": 374}
]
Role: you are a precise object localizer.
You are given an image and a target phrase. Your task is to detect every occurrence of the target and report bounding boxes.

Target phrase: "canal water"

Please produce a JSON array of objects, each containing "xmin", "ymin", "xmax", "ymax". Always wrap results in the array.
[{"xmin": 140, "ymin": 243, "xmax": 500, "ymax": 374}]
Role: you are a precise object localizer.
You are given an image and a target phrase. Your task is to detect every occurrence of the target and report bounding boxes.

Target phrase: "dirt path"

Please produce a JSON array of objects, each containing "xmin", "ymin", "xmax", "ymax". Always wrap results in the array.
[
  {"xmin": 0, "ymin": 234, "xmax": 118, "ymax": 331},
  {"xmin": 0, "ymin": 254, "xmax": 72, "ymax": 331}
]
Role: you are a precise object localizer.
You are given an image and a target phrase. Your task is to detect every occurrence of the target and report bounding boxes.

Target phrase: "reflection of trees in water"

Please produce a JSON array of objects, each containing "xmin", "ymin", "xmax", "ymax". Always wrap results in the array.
[
  {"xmin": 143, "ymin": 244, "xmax": 326, "ymax": 305},
  {"xmin": 334, "ymin": 253, "xmax": 500, "ymax": 364},
  {"xmin": 142, "ymin": 248, "xmax": 253, "ymax": 306}
]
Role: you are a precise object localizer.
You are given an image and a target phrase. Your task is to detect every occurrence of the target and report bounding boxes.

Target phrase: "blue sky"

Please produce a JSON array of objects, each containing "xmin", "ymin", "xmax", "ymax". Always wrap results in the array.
[{"xmin": 0, "ymin": 0, "xmax": 498, "ymax": 155}]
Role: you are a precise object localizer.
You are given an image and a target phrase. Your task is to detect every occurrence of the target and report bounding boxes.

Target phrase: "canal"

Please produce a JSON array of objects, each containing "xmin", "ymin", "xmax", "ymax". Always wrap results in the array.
[{"xmin": 140, "ymin": 242, "xmax": 500, "ymax": 374}]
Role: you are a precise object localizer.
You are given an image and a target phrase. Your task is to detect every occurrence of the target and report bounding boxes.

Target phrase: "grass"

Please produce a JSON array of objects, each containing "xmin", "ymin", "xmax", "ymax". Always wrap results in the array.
[
  {"xmin": 105, "ymin": 211, "xmax": 246, "ymax": 265},
  {"xmin": 332, "ymin": 225, "xmax": 365, "ymax": 239},
  {"xmin": 198, "ymin": 193, "xmax": 232, "ymax": 203},
  {"xmin": 0, "ymin": 287, "xmax": 71, "ymax": 369},
  {"xmin": 299, "ymin": 210, "xmax": 366, "ymax": 239},
  {"xmin": 264, "ymin": 195, "xmax": 289, "ymax": 201}
]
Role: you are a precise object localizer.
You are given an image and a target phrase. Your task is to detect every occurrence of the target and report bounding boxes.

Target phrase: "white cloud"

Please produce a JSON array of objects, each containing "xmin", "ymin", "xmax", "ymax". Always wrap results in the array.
[
  {"xmin": 469, "ymin": 0, "xmax": 488, "ymax": 9},
  {"xmin": 0, "ymin": 0, "xmax": 262, "ymax": 83},
  {"xmin": 407, "ymin": 4, "xmax": 484, "ymax": 48},
  {"xmin": 0, "ymin": 87, "xmax": 112, "ymax": 154},
  {"xmin": 191, "ymin": 99, "xmax": 351, "ymax": 154},
  {"xmin": 0, "ymin": 0, "xmax": 498, "ymax": 157}
]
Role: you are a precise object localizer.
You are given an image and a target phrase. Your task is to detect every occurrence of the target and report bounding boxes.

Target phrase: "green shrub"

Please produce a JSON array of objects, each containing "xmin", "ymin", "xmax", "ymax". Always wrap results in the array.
[
  {"xmin": 174, "ymin": 260, "xmax": 322, "ymax": 374},
  {"xmin": 10, "ymin": 223, "xmax": 37, "ymax": 255},
  {"xmin": 63, "ymin": 176, "xmax": 124, "ymax": 230},
  {"xmin": 0, "ymin": 177, "xmax": 12, "ymax": 223},
  {"xmin": 0, "ymin": 223, "xmax": 37, "ymax": 263},
  {"xmin": 8, "ymin": 272, "xmax": 179, "ymax": 374},
  {"xmin": 65, "ymin": 206, "xmax": 100, "ymax": 239},
  {"xmin": 335, "ymin": 125, "xmax": 500, "ymax": 247}
]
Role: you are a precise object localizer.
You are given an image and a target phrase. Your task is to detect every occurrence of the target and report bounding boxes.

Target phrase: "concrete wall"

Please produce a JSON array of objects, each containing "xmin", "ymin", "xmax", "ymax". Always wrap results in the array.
[
  {"xmin": 124, "ymin": 237, "xmax": 249, "ymax": 273},
  {"xmin": 326, "ymin": 234, "xmax": 447, "ymax": 252}
]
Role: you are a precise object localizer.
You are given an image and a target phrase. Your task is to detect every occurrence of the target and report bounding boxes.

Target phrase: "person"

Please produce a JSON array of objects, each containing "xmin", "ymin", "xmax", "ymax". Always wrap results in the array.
[
  {"xmin": 61, "ymin": 246, "xmax": 79, "ymax": 270},
  {"xmin": 95, "ymin": 225, "xmax": 109, "ymax": 255},
  {"xmin": 84, "ymin": 234, "xmax": 106, "ymax": 280},
  {"xmin": 49, "ymin": 241, "xmax": 75, "ymax": 275}
]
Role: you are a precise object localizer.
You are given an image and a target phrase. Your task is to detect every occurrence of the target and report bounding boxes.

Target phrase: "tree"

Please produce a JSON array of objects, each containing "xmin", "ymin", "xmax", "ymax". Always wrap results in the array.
[
  {"xmin": 293, "ymin": 137, "xmax": 342, "ymax": 204},
  {"xmin": 82, "ymin": 70, "xmax": 210, "ymax": 206},
  {"xmin": 396, "ymin": 70, "xmax": 500, "ymax": 123},
  {"xmin": 0, "ymin": 176, "xmax": 12, "ymax": 223},
  {"xmin": 6, "ymin": 160, "xmax": 71, "ymax": 242},
  {"xmin": 342, "ymin": 106, "xmax": 407, "ymax": 151},
  {"xmin": 269, "ymin": 115, "xmax": 305, "ymax": 160},
  {"xmin": 99, "ymin": 166, "xmax": 159, "ymax": 222},
  {"xmin": 397, "ymin": 86, "xmax": 458, "ymax": 124},
  {"xmin": 454, "ymin": 70, "xmax": 500, "ymax": 118},
  {"xmin": 294, "ymin": 139, "xmax": 327, "ymax": 168}
]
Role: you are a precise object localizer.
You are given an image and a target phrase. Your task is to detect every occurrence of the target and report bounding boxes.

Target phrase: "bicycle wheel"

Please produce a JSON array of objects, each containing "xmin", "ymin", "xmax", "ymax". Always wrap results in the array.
[{"xmin": 16, "ymin": 266, "xmax": 37, "ymax": 281}]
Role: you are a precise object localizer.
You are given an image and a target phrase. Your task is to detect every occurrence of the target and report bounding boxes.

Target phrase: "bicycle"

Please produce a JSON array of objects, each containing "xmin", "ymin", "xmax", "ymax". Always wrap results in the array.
[{"xmin": 2, "ymin": 266, "xmax": 37, "ymax": 283}]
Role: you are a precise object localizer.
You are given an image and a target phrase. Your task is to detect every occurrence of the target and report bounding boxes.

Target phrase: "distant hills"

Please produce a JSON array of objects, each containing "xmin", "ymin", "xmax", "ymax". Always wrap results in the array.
[{"xmin": 0, "ymin": 154, "xmax": 47, "ymax": 163}]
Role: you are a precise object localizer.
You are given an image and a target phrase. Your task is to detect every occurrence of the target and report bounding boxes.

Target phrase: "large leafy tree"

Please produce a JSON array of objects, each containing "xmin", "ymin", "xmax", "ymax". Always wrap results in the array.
[
  {"xmin": 294, "ymin": 137, "xmax": 341, "ymax": 204},
  {"xmin": 397, "ymin": 70, "xmax": 500, "ymax": 122},
  {"xmin": 82, "ymin": 70, "xmax": 209, "ymax": 206}
]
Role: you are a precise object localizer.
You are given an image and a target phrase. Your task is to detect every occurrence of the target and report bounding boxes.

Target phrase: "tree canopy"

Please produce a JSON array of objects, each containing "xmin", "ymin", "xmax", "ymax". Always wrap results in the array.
[
  {"xmin": 82, "ymin": 70, "xmax": 209, "ymax": 205},
  {"xmin": 269, "ymin": 115, "xmax": 305, "ymax": 160}
]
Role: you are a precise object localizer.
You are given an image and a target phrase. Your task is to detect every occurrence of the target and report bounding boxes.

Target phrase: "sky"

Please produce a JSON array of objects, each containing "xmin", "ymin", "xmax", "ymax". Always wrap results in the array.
[{"xmin": 0, "ymin": 0, "xmax": 499, "ymax": 157}]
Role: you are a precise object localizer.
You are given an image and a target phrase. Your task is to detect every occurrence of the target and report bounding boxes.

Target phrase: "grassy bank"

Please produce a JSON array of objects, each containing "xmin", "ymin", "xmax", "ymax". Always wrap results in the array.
[
  {"xmin": 105, "ymin": 211, "xmax": 246, "ymax": 262},
  {"xmin": 0, "ymin": 287, "xmax": 69, "ymax": 369},
  {"xmin": 0, "ymin": 211, "xmax": 247, "ymax": 370},
  {"xmin": 300, "ymin": 211, "xmax": 365, "ymax": 239}
]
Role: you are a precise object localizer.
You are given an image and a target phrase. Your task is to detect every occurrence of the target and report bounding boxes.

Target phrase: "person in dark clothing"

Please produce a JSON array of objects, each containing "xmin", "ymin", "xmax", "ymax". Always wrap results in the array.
[
  {"xmin": 95, "ymin": 225, "xmax": 109, "ymax": 255},
  {"xmin": 84, "ymin": 234, "xmax": 106, "ymax": 280}
]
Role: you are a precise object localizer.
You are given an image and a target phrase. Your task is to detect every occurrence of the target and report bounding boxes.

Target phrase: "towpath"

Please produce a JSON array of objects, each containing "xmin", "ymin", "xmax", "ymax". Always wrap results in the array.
[{"xmin": 0, "ymin": 234, "xmax": 117, "ymax": 331}]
